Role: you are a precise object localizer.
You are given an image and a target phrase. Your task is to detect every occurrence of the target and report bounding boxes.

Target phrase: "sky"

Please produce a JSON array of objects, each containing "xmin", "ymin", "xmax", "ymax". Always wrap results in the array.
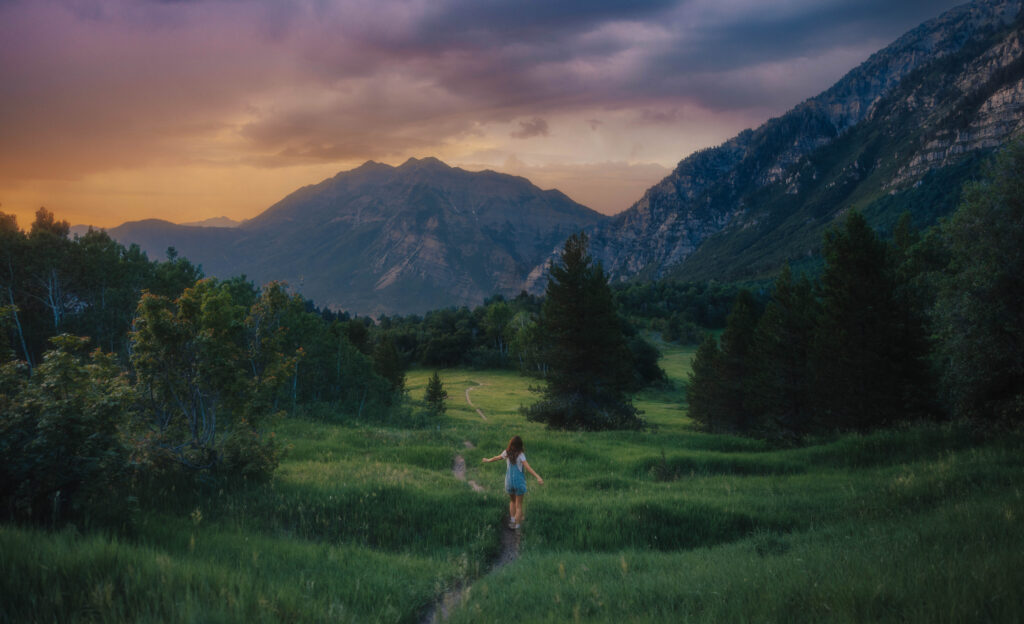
[{"xmin": 0, "ymin": 0, "xmax": 964, "ymax": 228}]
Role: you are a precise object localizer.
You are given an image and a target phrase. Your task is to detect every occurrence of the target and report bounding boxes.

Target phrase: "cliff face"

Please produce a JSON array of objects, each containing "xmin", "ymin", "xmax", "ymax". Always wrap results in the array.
[
  {"xmin": 530, "ymin": 0, "xmax": 1024, "ymax": 289},
  {"xmin": 892, "ymin": 26, "xmax": 1024, "ymax": 184}
]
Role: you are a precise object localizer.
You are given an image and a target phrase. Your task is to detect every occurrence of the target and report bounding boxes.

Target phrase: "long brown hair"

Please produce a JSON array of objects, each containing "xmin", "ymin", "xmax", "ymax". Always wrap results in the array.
[{"xmin": 505, "ymin": 435, "xmax": 524, "ymax": 464}]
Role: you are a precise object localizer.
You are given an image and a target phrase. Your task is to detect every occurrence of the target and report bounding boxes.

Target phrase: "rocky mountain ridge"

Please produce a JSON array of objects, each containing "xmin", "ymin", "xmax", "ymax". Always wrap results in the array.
[{"xmin": 528, "ymin": 0, "xmax": 1024, "ymax": 288}]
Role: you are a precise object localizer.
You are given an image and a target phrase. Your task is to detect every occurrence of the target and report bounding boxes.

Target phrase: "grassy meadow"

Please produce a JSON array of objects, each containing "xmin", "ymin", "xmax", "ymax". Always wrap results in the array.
[{"xmin": 3, "ymin": 343, "xmax": 1024, "ymax": 622}]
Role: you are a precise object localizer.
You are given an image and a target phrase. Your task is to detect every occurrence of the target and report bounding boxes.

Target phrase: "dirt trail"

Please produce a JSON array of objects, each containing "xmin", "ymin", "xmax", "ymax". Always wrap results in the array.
[
  {"xmin": 464, "ymin": 383, "xmax": 488, "ymax": 420},
  {"xmin": 421, "ymin": 448, "xmax": 520, "ymax": 623},
  {"xmin": 451, "ymin": 454, "xmax": 485, "ymax": 493}
]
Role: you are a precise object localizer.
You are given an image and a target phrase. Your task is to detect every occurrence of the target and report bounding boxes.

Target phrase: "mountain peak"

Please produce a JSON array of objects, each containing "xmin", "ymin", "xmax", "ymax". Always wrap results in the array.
[
  {"xmin": 398, "ymin": 156, "xmax": 451, "ymax": 171},
  {"xmin": 354, "ymin": 159, "xmax": 388, "ymax": 170}
]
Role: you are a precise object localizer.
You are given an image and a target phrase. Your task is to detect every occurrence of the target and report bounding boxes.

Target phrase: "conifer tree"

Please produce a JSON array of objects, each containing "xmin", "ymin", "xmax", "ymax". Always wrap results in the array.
[
  {"xmin": 687, "ymin": 289, "xmax": 760, "ymax": 433},
  {"xmin": 889, "ymin": 213, "xmax": 937, "ymax": 419},
  {"xmin": 750, "ymin": 265, "xmax": 819, "ymax": 435},
  {"xmin": 686, "ymin": 332, "xmax": 724, "ymax": 430},
  {"xmin": 811, "ymin": 211, "xmax": 919, "ymax": 430},
  {"xmin": 524, "ymin": 232, "xmax": 642, "ymax": 430},
  {"xmin": 424, "ymin": 371, "xmax": 448, "ymax": 415},
  {"xmin": 716, "ymin": 290, "xmax": 760, "ymax": 432}
]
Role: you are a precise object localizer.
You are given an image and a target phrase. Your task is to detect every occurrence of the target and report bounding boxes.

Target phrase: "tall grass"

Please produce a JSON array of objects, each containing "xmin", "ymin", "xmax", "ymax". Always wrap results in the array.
[
  {"xmin": 3, "ymin": 341, "xmax": 1023, "ymax": 622},
  {"xmin": 449, "ymin": 491, "xmax": 1024, "ymax": 623},
  {"xmin": 0, "ymin": 524, "xmax": 451, "ymax": 623}
]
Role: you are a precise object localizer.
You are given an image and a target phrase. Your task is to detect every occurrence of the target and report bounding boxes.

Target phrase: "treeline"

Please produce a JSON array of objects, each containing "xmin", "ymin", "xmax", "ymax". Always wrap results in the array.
[
  {"xmin": 688, "ymin": 140, "xmax": 1024, "ymax": 437},
  {"xmin": 369, "ymin": 292, "xmax": 665, "ymax": 390},
  {"xmin": 368, "ymin": 293, "xmax": 543, "ymax": 370},
  {"xmin": 1, "ymin": 209, "xmax": 202, "ymax": 367},
  {"xmin": 612, "ymin": 280, "xmax": 760, "ymax": 343},
  {"xmin": 0, "ymin": 210, "xmax": 404, "ymax": 527}
]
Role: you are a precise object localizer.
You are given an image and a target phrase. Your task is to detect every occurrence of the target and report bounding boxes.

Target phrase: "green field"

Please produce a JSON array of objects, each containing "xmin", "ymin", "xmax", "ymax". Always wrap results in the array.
[{"xmin": 3, "ymin": 343, "xmax": 1023, "ymax": 622}]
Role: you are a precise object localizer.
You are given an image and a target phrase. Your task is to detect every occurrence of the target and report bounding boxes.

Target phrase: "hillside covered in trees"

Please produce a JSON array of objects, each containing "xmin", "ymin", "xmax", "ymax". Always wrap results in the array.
[{"xmin": 687, "ymin": 140, "xmax": 1024, "ymax": 437}]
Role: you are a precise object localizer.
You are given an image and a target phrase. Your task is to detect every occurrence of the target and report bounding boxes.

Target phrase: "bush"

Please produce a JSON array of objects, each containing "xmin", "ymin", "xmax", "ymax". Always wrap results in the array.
[
  {"xmin": 219, "ymin": 417, "xmax": 281, "ymax": 480},
  {"xmin": 0, "ymin": 336, "xmax": 134, "ymax": 527},
  {"xmin": 627, "ymin": 336, "xmax": 667, "ymax": 390},
  {"xmin": 523, "ymin": 392, "xmax": 643, "ymax": 431}
]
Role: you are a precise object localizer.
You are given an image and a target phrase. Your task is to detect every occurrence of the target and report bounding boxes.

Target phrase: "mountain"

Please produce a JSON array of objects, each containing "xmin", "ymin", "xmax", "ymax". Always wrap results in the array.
[
  {"xmin": 528, "ymin": 0, "xmax": 1024, "ymax": 288},
  {"xmin": 71, "ymin": 216, "xmax": 241, "ymax": 239},
  {"xmin": 106, "ymin": 219, "xmax": 243, "ymax": 267},
  {"xmin": 106, "ymin": 158, "xmax": 604, "ymax": 314}
]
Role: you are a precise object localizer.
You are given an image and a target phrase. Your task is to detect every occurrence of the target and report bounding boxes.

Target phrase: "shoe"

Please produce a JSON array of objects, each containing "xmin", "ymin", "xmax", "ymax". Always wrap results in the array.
[{"xmin": 508, "ymin": 519, "xmax": 517, "ymax": 529}]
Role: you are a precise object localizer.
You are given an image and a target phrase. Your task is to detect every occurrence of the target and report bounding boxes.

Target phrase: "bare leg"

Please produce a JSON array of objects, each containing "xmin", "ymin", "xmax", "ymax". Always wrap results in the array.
[
  {"xmin": 514, "ymin": 494, "xmax": 525, "ymax": 526},
  {"xmin": 508, "ymin": 494, "xmax": 516, "ymax": 521}
]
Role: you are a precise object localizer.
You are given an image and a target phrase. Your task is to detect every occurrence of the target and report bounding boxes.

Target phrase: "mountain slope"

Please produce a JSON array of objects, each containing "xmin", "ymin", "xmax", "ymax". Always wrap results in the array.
[
  {"xmin": 537, "ymin": 0, "xmax": 1024, "ymax": 287},
  {"xmin": 108, "ymin": 158, "xmax": 604, "ymax": 314}
]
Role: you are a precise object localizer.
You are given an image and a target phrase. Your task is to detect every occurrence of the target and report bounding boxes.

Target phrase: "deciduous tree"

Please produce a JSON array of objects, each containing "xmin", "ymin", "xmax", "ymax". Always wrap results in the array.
[{"xmin": 934, "ymin": 140, "xmax": 1024, "ymax": 422}]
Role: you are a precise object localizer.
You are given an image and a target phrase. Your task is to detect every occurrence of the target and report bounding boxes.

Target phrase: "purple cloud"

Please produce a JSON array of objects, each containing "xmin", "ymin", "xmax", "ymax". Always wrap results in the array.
[{"xmin": 511, "ymin": 117, "xmax": 550, "ymax": 139}]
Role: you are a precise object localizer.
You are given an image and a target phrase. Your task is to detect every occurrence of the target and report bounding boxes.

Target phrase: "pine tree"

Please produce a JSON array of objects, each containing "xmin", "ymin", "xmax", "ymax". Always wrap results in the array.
[
  {"xmin": 811, "ymin": 211, "xmax": 921, "ymax": 430},
  {"xmin": 424, "ymin": 371, "xmax": 448, "ymax": 415},
  {"xmin": 686, "ymin": 332, "xmax": 724, "ymax": 430},
  {"xmin": 749, "ymin": 265, "xmax": 819, "ymax": 436},
  {"xmin": 524, "ymin": 232, "xmax": 643, "ymax": 430},
  {"xmin": 715, "ymin": 290, "xmax": 760, "ymax": 432},
  {"xmin": 890, "ymin": 214, "xmax": 936, "ymax": 420}
]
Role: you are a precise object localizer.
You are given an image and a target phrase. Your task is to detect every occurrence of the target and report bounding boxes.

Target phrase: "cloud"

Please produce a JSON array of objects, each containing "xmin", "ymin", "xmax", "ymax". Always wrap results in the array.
[
  {"xmin": 636, "ymin": 108, "xmax": 682, "ymax": 125},
  {"xmin": 0, "ymin": 0, "xmax": 969, "ymax": 225},
  {"xmin": 510, "ymin": 117, "xmax": 550, "ymax": 139}
]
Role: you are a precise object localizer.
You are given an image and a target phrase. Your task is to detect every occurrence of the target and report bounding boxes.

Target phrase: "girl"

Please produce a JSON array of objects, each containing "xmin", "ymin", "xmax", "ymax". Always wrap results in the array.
[{"xmin": 482, "ymin": 435, "xmax": 543, "ymax": 529}]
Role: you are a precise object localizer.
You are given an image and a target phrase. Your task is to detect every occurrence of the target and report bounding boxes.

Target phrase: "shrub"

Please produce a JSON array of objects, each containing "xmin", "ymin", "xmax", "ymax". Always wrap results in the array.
[{"xmin": 0, "ymin": 335, "xmax": 134, "ymax": 526}]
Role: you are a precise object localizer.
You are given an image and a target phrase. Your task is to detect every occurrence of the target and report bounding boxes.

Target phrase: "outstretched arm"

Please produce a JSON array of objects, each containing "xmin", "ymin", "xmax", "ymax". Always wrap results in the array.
[
  {"xmin": 522, "ymin": 460, "xmax": 544, "ymax": 484},
  {"xmin": 482, "ymin": 455, "xmax": 503, "ymax": 463}
]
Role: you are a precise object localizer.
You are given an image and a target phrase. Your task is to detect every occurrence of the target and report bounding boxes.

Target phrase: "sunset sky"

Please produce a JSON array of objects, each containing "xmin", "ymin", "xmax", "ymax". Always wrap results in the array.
[{"xmin": 0, "ymin": 0, "xmax": 962, "ymax": 228}]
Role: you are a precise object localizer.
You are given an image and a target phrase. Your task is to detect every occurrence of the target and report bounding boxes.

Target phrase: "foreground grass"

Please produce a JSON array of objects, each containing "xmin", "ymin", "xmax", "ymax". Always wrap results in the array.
[
  {"xmin": 453, "ymin": 492, "xmax": 1024, "ymax": 623},
  {"xmin": 4, "ymin": 341, "xmax": 1024, "ymax": 622}
]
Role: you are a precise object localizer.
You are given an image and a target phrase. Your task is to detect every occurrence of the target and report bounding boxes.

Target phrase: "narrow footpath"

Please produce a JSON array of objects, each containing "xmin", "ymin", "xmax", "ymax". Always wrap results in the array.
[
  {"xmin": 419, "ymin": 445, "xmax": 520, "ymax": 623},
  {"xmin": 464, "ymin": 383, "xmax": 488, "ymax": 420}
]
